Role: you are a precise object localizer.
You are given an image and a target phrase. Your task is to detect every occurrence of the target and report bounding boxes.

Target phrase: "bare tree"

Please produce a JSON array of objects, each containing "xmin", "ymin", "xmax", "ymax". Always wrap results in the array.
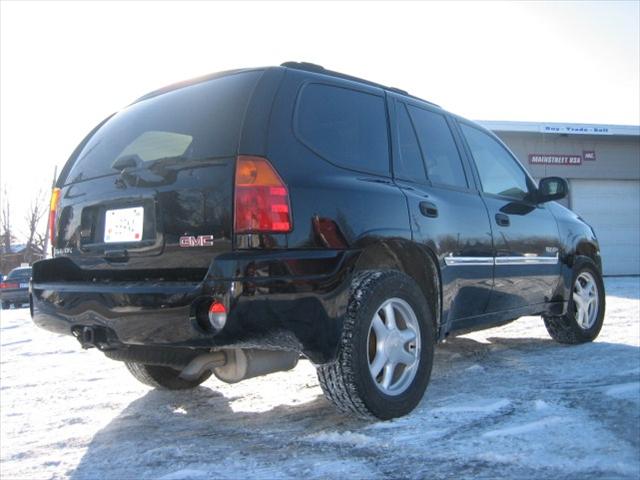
[
  {"xmin": 23, "ymin": 190, "xmax": 47, "ymax": 263},
  {"xmin": 34, "ymin": 232, "xmax": 47, "ymax": 255},
  {"xmin": 0, "ymin": 186, "xmax": 15, "ymax": 255}
]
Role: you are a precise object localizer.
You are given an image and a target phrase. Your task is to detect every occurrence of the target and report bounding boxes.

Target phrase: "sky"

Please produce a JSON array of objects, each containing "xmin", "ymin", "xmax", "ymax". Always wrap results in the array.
[{"xmin": 1, "ymin": 0, "xmax": 639, "ymax": 240}]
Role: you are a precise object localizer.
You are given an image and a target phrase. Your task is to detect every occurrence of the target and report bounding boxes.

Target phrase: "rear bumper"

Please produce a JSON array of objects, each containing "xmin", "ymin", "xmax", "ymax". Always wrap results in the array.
[
  {"xmin": 31, "ymin": 249, "xmax": 357, "ymax": 363},
  {"xmin": 1, "ymin": 289, "xmax": 30, "ymax": 304}
]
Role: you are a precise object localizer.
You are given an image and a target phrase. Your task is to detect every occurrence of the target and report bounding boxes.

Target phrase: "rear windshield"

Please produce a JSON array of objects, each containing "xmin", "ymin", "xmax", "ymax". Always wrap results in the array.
[
  {"xmin": 65, "ymin": 71, "xmax": 263, "ymax": 185},
  {"xmin": 8, "ymin": 269, "xmax": 31, "ymax": 281}
]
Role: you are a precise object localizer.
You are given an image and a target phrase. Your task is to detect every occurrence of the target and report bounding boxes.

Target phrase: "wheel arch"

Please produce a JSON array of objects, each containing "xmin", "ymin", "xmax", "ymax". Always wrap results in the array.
[
  {"xmin": 574, "ymin": 240, "xmax": 602, "ymax": 273},
  {"xmin": 353, "ymin": 239, "xmax": 442, "ymax": 338}
]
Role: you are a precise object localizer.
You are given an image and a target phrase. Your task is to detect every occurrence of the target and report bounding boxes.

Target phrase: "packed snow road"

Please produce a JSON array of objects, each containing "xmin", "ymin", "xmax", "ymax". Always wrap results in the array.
[{"xmin": 1, "ymin": 278, "xmax": 639, "ymax": 479}]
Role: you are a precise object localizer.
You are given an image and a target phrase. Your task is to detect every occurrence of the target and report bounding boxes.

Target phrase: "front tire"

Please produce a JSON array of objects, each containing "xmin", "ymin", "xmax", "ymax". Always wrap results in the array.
[
  {"xmin": 125, "ymin": 362, "xmax": 211, "ymax": 390},
  {"xmin": 544, "ymin": 257, "xmax": 605, "ymax": 344},
  {"xmin": 317, "ymin": 270, "xmax": 435, "ymax": 420},
  {"xmin": 1, "ymin": 301, "xmax": 10, "ymax": 310}
]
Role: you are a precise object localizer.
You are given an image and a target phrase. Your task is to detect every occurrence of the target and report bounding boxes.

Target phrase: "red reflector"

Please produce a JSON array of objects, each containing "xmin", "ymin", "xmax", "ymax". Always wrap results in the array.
[
  {"xmin": 271, "ymin": 204, "xmax": 289, "ymax": 213},
  {"xmin": 209, "ymin": 301, "xmax": 226, "ymax": 314},
  {"xmin": 269, "ymin": 187, "xmax": 287, "ymax": 196},
  {"xmin": 234, "ymin": 156, "xmax": 292, "ymax": 234},
  {"xmin": 0, "ymin": 282, "xmax": 18, "ymax": 289},
  {"xmin": 207, "ymin": 300, "xmax": 227, "ymax": 331}
]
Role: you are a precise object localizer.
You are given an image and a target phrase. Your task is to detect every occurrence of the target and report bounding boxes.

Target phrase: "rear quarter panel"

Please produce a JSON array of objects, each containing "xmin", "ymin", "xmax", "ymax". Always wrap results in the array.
[{"xmin": 264, "ymin": 69, "xmax": 412, "ymax": 250}]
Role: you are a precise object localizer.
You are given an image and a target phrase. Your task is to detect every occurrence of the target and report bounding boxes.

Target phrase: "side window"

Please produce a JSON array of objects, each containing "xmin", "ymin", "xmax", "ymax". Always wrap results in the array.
[
  {"xmin": 395, "ymin": 103, "xmax": 427, "ymax": 182},
  {"xmin": 460, "ymin": 124, "xmax": 531, "ymax": 201},
  {"xmin": 407, "ymin": 106, "xmax": 468, "ymax": 189},
  {"xmin": 296, "ymin": 83, "xmax": 389, "ymax": 175}
]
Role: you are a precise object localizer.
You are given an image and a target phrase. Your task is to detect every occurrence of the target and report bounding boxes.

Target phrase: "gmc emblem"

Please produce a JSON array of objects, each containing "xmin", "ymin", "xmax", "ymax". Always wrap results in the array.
[{"xmin": 179, "ymin": 235, "xmax": 215, "ymax": 247}]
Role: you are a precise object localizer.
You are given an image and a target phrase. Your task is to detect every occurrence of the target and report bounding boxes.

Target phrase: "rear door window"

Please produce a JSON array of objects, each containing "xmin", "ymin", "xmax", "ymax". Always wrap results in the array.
[
  {"xmin": 407, "ymin": 106, "xmax": 468, "ymax": 189},
  {"xmin": 295, "ymin": 83, "xmax": 389, "ymax": 175},
  {"xmin": 65, "ymin": 71, "xmax": 263, "ymax": 184}
]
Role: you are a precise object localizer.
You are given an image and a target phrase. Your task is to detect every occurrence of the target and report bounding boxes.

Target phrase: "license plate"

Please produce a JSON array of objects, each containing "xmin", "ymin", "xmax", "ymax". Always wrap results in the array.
[
  {"xmin": 20, "ymin": 283, "xmax": 28, "ymax": 289},
  {"xmin": 104, "ymin": 207, "xmax": 144, "ymax": 243}
]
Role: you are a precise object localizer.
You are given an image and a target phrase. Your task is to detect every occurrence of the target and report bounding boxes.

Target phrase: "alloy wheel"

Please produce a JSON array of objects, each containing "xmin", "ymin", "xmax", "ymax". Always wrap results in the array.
[
  {"xmin": 573, "ymin": 271, "xmax": 599, "ymax": 329},
  {"xmin": 366, "ymin": 298, "xmax": 421, "ymax": 396}
]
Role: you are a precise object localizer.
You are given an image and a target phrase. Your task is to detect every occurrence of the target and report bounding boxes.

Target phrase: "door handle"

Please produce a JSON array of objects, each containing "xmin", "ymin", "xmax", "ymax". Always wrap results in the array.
[
  {"xmin": 419, "ymin": 201, "xmax": 438, "ymax": 218},
  {"xmin": 495, "ymin": 213, "xmax": 510, "ymax": 227}
]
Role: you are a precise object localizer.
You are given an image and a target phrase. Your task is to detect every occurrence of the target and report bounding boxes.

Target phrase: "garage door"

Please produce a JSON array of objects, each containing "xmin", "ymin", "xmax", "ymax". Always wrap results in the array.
[{"xmin": 571, "ymin": 179, "xmax": 640, "ymax": 276}]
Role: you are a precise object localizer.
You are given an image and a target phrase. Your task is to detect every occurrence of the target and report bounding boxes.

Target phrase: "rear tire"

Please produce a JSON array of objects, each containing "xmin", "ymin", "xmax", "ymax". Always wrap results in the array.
[
  {"xmin": 317, "ymin": 270, "xmax": 435, "ymax": 420},
  {"xmin": 544, "ymin": 257, "xmax": 605, "ymax": 344},
  {"xmin": 125, "ymin": 362, "xmax": 211, "ymax": 390},
  {"xmin": 1, "ymin": 302, "xmax": 10, "ymax": 310}
]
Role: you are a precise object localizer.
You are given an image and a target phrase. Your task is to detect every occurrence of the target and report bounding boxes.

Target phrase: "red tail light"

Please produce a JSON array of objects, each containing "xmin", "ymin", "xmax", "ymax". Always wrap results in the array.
[
  {"xmin": 0, "ymin": 282, "xmax": 19, "ymax": 289},
  {"xmin": 234, "ymin": 156, "xmax": 292, "ymax": 233},
  {"xmin": 48, "ymin": 187, "xmax": 61, "ymax": 250}
]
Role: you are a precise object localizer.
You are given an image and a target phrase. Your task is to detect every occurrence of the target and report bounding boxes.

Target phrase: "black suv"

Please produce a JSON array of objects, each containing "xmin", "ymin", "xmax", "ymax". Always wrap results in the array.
[{"xmin": 31, "ymin": 63, "xmax": 605, "ymax": 419}]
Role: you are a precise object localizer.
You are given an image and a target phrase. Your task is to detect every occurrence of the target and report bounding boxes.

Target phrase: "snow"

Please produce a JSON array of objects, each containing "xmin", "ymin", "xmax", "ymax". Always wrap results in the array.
[
  {"xmin": 431, "ymin": 398, "xmax": 511, "ymax": 414},
  {"xmin": 304, "ymin": 431, "xmax": 375, "ymax": 447},
  {"xmin": 482, "ymin": 416, "xmax": 565, "ymax": 438},
  {"xmin": 159, "ymin": 470, "xmax": 208, "ymax": 480},
  {"xmin": 1, "ymin": 277, "xmax": 639, "ymax": 479},
  {"xmin": 605, "ymin": 382, "xmax": 640, "ymax": 401}
]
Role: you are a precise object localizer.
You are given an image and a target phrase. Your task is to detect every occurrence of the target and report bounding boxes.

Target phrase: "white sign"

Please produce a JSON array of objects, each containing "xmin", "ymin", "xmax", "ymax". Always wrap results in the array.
[
  {"xmin": 540, "ymin": 125, "xmax": 612, "ymax": 135},
  {"xmin": 529, "ymin": 153, "xmax": 582, "ymax": 166}
]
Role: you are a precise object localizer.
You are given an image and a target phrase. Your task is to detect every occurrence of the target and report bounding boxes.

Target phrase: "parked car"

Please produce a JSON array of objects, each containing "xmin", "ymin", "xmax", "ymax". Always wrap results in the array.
[
  {"xmin": 30, "ymin": 63, "xmax": 605, "ymax": 419},
  {"xmin": 2, "ymin": 267, "xmax": 32, "ymax": 309}
]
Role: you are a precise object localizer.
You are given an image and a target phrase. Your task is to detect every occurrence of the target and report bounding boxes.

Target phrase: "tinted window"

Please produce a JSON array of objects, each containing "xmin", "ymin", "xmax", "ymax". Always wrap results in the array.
[
  {"xmin": 296, "ymin": 84, "xmax": 389, "ymax": 175},
  {"xmin": 66, "ymin": 71, "xmax": 263, "ymax": 184},
  {"xmin": 407, "ymin": 106, "xmax": 468, "ymax": 189},
  {"xmin": 460, "ymin": 124, "xmax": 531, "ymax": 200},
  {"xmin": 8, "ymin": 269, "xmax": 31, "ymax": 281},
  {"xmin": 395, "ymin": 103, "xmax": 427, "ymax": 182}
]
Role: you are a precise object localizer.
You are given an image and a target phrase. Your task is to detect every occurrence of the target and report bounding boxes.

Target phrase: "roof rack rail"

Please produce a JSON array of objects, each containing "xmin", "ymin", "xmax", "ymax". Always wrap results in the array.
[
  {"xmin": 388, "ymin": 87, "xmax": 409, "ymax": 95},
  {"xmin": 280, "ymin": 61, "xmax": 439, "ymax": 108},
  {"xmin": 280, "ymin": 61, "xmax": 325, "ymax": 72}
]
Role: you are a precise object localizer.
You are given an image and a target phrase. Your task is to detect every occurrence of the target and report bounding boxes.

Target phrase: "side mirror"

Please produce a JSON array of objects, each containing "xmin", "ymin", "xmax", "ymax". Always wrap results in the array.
[{"xmin": 537, "ymin": 177, "xmax": 568, "ymax": 203}]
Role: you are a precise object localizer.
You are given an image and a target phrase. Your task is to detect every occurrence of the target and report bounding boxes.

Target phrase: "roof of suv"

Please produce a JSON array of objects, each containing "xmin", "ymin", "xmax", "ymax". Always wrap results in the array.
[
  {"xmin": 132, "ymin": 67, "xmax": 265, "ymax": 104},
  {"xmin": 132, "ymin": 62, "xmax": 441, "ymax": 109},
  {"xmin": 280, "ymin": 62, "xmax": 441, "ymax": 108}
]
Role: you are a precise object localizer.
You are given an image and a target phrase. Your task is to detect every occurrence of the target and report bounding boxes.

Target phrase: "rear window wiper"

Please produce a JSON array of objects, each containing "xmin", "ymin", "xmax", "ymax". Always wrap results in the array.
[
  {"xmin": 111, "ymin": 154, "xmax": 144, "ymax": 171},
  {"xmin": 111, "ymin": 154, "xmax": 224, "ymax": 174}
]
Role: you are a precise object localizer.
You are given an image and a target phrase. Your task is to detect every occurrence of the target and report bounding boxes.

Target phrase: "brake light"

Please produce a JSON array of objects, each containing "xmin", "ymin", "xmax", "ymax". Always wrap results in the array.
[
  {"xmin": 48, "ymin": 187, "xmax": 61, "ymax": 250},
  {"xmin": 234, "ymin": 156, "xmax": 292, "ymax": 233},
  {"xmin": 0, "ymin": 282, "xmax": 18, "ymax": 289}
]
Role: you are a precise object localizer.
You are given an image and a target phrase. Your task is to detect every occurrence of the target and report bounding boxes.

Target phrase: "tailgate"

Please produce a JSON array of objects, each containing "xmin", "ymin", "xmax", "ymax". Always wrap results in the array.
[{"xmin": 49, "ymin": 70, "xmax": 264, "ymax": 279}]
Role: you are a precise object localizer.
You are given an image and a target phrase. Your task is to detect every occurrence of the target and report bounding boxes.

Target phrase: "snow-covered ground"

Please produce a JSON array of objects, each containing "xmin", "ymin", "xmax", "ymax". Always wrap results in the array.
[{"xmin": 1, "ymin": 278, "xmax": 639, "ymax": 479}]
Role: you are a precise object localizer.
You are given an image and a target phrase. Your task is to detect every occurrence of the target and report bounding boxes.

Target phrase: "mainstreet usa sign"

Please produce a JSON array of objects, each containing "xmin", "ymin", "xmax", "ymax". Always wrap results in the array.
[{"xmin": 528, "ymin": 153, "xmax": 582, "ymax": 166}]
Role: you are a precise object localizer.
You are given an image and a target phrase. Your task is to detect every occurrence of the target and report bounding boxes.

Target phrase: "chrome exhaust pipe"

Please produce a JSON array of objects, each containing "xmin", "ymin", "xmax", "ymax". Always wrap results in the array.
[
  {"xmin": 179, "ymin": 348, "xmax": 299, "ymax": 383},
  {"xmin": 179, "ymin": 351, "xmax": 227, "ymax": 381},
  {"xmin": 213, "ymin": 349, "xmax": 299, "ymax": 384}
]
